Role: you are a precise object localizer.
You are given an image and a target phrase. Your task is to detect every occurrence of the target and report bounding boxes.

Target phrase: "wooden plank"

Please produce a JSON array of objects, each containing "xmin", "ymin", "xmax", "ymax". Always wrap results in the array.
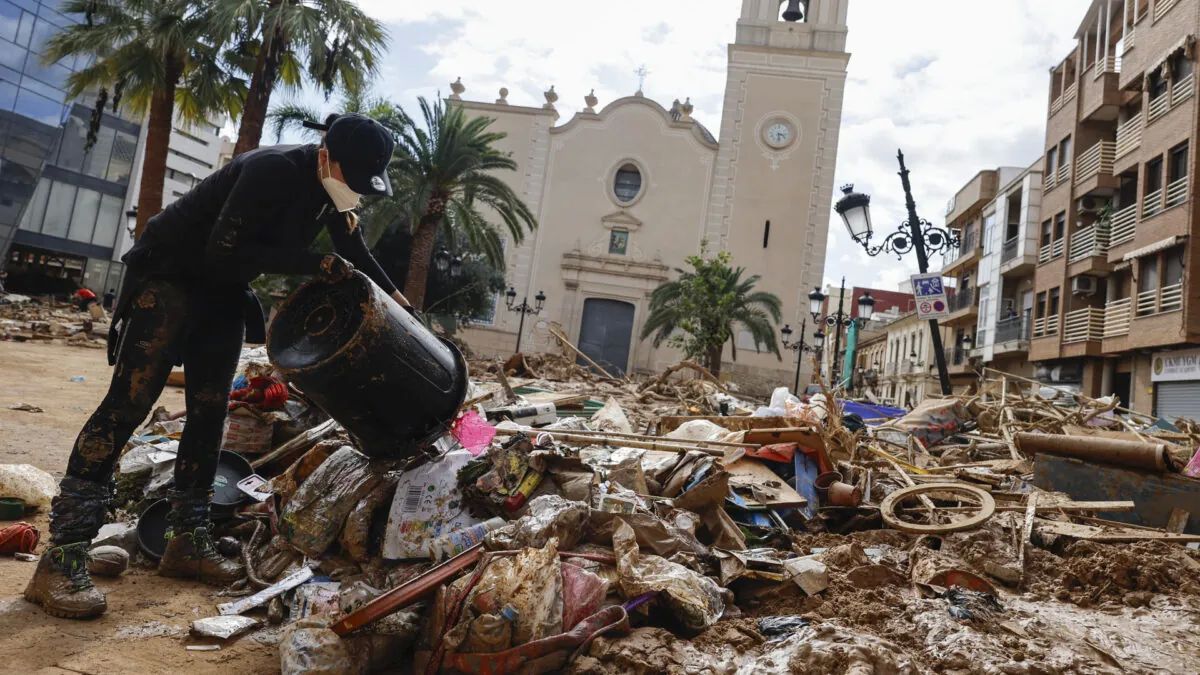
[
  {"xmin": 1167, "ymin": 508, "xmax": 1190, "ymax": 534},
  {"xmin": 1017, "ymin": 493, "xmax": 1038, "ymax": 585},
  {"xmin": 1035, "ymin": 518, "xmax": 1200, "ymax": 543},
  {"xmin": 657, "ymin": 416, "xmax": 811, "ymax": 434},
  {"xmin": 724, "ymin": 458, "xmax": 807, "ymax": 508}
]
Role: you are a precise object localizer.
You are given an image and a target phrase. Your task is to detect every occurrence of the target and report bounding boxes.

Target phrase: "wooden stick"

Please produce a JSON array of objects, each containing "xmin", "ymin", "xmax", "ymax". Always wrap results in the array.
[
  {"xmin": 494, "ymin": 424, "xmax": 759, "ymax": 449},
  {"xmin": 547, "ymin": 325, "xmax": 617, "ymax": 380},
  {"xmin": 1018, "ymin": 492, "xmax": 1038, "ymax": 587},
  {"xmin": 250, "ymin": 418, "xmax": 338, "ymax": 469},
  {"xmin": 983, "ymin": 367, "xmax": 1157, "ymax": 421},
  {"xmin": 492, "ymin": 428, "xmax": 724, "ymax": 456}
]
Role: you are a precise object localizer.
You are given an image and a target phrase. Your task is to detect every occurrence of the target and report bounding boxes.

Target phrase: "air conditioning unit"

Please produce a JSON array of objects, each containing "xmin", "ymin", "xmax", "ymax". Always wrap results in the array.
[
  {"xmin": 1071, "ymin": 275, "xmax": 1098, "ymax": 295},
  {"xmin": 1078, "ymin": 196, "xmax": 1105, "ymax": 215}
]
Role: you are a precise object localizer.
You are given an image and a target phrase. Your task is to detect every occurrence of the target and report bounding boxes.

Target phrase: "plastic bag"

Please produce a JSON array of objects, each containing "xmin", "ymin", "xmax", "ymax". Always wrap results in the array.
[
  {"xmin": 383, "ymin": 449, "xmax": 480, "ymax": 559},
  {"xmin": 590, "ymin": 397, "xmax": 632, "ymax": 434},
  {"xmin": 665, "ymin": 419, "xmax": 731, "ymax": 443},
  {"xmin": 612, "ymin": 519, "xmax": 724, "ymax": 631},
  {"xmin": 221, "ymin": 405, "xmax": 274, "ymax": 455},
  {"xmin": 280, "ymin": 618, "xmax": 360, "ymax": 675},
  {"xmin": 338, "ymin": 478, "xmax": 397, "ymax": 562},
  {"xmin": 486, "ymin": 494, "xmax": 589, "ymax": 551},
  {"xmin": 0, "ymin": 464, "xmax": 58, "ymax": 510},
  {"xmin": 280, "ymin": 446, "xmax": 385, "ymax": 557}
]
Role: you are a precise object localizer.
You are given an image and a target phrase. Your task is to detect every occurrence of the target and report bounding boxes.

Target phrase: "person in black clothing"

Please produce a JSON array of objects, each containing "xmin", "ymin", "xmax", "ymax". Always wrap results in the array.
[
  {"xmin": 25, "ymin": 113, "xmax": 410, "ymax": 619},
  {"xmin": 101, "ymin": 289, "xmax": 115, "ymax": 311}
]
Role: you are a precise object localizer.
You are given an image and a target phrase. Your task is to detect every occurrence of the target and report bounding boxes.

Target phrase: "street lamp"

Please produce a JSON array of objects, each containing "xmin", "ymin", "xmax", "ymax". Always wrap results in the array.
[
  {"xmin": 505, "ymin": 287, "xmax": 546, "ymax": 354},
  {"xmin": 808, "ymin": 277, "xmax": 876, "ymax": 389},
  {"xmin": 780, "ymin": 318, "xmax": 818, "ymax": 394},
  {"xmin": 834, "ymin": 150, "xmax": 960, "ymax": 395}
]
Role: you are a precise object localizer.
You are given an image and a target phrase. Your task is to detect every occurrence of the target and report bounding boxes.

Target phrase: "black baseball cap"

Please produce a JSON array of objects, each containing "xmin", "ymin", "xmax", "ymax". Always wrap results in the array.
[{"xmin": 307, "ymin": 113, "xmax": 394, "ymax": 196}]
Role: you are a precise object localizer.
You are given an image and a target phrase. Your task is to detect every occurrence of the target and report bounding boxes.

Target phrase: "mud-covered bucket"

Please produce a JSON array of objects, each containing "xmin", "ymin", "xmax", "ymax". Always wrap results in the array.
[{"xmin": 266, "ymin": 272, "xmax": 468, "ymax": 459}]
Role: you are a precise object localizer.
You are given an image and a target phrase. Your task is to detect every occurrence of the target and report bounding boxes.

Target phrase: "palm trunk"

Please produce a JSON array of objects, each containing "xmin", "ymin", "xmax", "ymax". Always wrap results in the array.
[
  {"xmin": 135, "ymin": 59, "xmax": 182, "ymax": 239},
  {"xmin": 234, "ymin": 18, "xmax": 283, "ymax": 156},
  {"xmin": 403, "ymin": 213, "xmax": 439, "ymax": 310},
  {"xmin": 707, "ymin": 344, "xmax": 723, "ymax": 378}
]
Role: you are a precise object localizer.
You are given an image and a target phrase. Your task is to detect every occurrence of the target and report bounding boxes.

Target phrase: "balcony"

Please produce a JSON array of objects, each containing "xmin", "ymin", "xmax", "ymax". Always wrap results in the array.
[
  {"xmin": 1001, "ymin": 237, "xmax": 1019, "ymax": 263},
  {"xmin": 941, "ymin": 231, "xmax": 980, "ymax": 274},
  {"xmin": 1032, "ymin": 314, "xmax": 1060, "ymax": 339},
  {"xmin": 1093, "ymin": 55, "xmax": 1117, "ymax": 78},
  {"xmin": 944, "ymin": 345, "xmax": 967, "ymax": 367},
  {"xmin": 1108, "ymin": 202, "xmax": 1138, "ymax": 248},
  {"xmin": 1103, "ymin": 297, "xmax": 1132, "ymax": 337},
  {"xmin": 1115, "ymin": 116, "xmax": 1142, "ymax": 159},
  {"xmin": 1136, "ymin": 283, "xmax": 1183, "ymax": 317},
  {"xmin": 1057, "ymin": 162, "xmax": 1071, "ymax": 186},
  {"xmin": 1156, "ymin": 0, "xmax": 1181, "ymax": 22},
  {"xmin": 1062, "ymin": 307, "xmax": 1104, "ymax": 344},
  {"xmin": 1148, "ymin": 92, "xmax": 1170, "ymax": 122},
  {"xmin": 1142, "ymin": 189, "xmax": 1163, "ymax": 219},
  {"xmin": 949, "ymin": 287, "xmax": 976, "ymax": 312},
  {"xmin": 994, "ymin": 314, "xmax": 1031, "ymax": 349},
  {"xmin": 1173, "ymin": 74, "xmax": 1195, "ymax": 107},
  {"xmin": 1074, "ymin": 141, "xmax": 1114, "ymax": 184},
  {"xmin": 1165, "ymin": 177, "xmax": 1188, "ymax": 209},
  {"xmin": 1038, "ymin": 237, "xmax": 1064, "ymax": 264},
  {"xmin": 1067, "ymin": 224, "xmax": 1110, "ymax": 263},
  {"xmin": 1049, "ymin": 82, "xmax": 1078, "ymax": 115}
]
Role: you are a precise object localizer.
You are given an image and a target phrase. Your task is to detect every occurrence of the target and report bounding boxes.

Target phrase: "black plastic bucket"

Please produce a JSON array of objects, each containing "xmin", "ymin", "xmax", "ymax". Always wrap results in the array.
[
  {"xmin": 137, "ymin": 498, "xmax": 170, "ymax": 559},
  {"xmin": 212, "ymin": 450, "xmax": 253, "ymax": 516},
  {"xmin": 266, "ymin": 272, "xmax": 468, "ymax": 459}
]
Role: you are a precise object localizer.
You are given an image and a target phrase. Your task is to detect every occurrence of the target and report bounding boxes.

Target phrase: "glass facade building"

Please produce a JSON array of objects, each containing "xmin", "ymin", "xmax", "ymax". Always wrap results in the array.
[{"xmin": 0, "ymin": 0, "xmax": 141, "ymax": 296}]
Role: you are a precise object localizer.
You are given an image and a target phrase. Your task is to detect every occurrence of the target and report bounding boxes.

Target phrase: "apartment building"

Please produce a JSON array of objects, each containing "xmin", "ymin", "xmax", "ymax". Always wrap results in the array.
[
  {"xmin": 856, "ymin": 311, "xmax": 954, "ymax": 407},
  {"xmin": 1030, "ymin": 0, "xmax": 1198, "ymax": 418}
]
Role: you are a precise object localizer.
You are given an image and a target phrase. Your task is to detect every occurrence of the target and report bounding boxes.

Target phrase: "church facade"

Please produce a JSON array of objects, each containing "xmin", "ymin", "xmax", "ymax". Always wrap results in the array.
[{"xmin": 455, "ymin": 1, "xmax": 850, "ymax": 392}]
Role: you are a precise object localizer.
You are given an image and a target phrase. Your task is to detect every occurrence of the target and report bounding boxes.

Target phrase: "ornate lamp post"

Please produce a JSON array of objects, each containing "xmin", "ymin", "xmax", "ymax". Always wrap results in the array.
[
  {"xmin": 505, "ymin": 287, "xmax": 546, "ymax": 354},
  {"xmin": 807, "ymin": 278, "xmax": 875, "ymax": 389},
  {"xmin": 780, "ymin": 318, "xmax": 819, "ymax": 394},
  {"xmin": 834, "ymin": 150, "xmax": 959, "ymax": 395}
]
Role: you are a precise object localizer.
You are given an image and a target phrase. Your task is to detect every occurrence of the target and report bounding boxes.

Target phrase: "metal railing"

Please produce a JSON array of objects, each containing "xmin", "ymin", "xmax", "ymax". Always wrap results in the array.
[
  {"xmin": 1001, "ymin": 237, "xmax": 1019, "ymax": 263},
  {"xmin": 1075, "ymin": 141, "xmax": 1114, "ymax": 182},
  {"xmin": 1032, "ymin": 315, "xmax": 1060, "ymax": 338},
  {"xmin": 1038, "ymin": 238, "xmax": 1064, "ymax": 263},
  {"xmin": 1148, "ymin": 92, "xmax": 1169, "ymax": 121},
  {"xmin": 995, "ymin": 315, "xmax": 1031, "ymax": 343},
  {"xmin": 1115, "ymin": 116, "xmax": 1142, "ymax": 159},
  {"xmin": 1094, "ymin": 55, "xmax": 1118, "ymax": 77},
  {"xmin": 1103, "ymin": 297, "xmax": 1132, "ymax": 337},
  {"xmin": 1165, "ymin": 177, "xmax": 1189, "ymax": 208},
  {"xmin": 1057, "ymin": 162, "xmax": 1071, "ymax": 185},
  {"xmin": 949, "ymin": 231, "xmax": 978, "ymax": 262},
  {"xmin": 1064, "ymin": 81, "xmax": 1077, "ymax": 102},
  {"xmin": 1044, "ymin": 169, "xmax": 1057, "ymax": 191},
  {"xmin": 1142, "ymin": 189, "xmax": 1162, "ymax": 219},
  {"xmin": 944, "ymin": 346, "xmax": 967, "ymax": 366},
  {"xmin": 1134, "ymin": 283, "xmax": 1182, "ymax": 317},
  {"xmin": 1068, "ymin": 224, "xmax": 1110, "ymax": 263},
  {"xmin": 1156, "ymin": 0, "xmax": 1180, "ymax": 21},
  {"xmin": 949, "ymin": 287, "xmax": 977, "ymax": 312},
  {"xmin": 1173, "ymin": 73, "xmax": 1195, "ymax": 106},
  {"xmin": 1049, "ymin": 82, "xmax": 1077, "ymax": 114},
  {"xmin": 1123, "ymin": 26, "xmax": 1135, "ymax": 53},
  {"xmin": 1108, "ymin": 202, "xmax": 1138, "ymax": 247},
  {"xmin": 1062, "ymin": 307, "xmax": 1105, "ymax": 343}
]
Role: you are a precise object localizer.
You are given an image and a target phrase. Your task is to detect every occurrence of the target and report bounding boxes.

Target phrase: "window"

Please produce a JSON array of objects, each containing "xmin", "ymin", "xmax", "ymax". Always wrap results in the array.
[
  {"xmin": 1053, "ymin": 212, "xmax": 1065, "ymax": 241},
  {"xmin": 1139, "ymin": 256, "xmax": 1158, "ymax": 292},
  {"xmin": 1149, "ymin": 70, "xmax": 1168, "ymax": 99},
  {"xmin": 1058, "ymin": 136, "xmax": 1071, "ymax": 166},
  {"xmin": 1164, "ymin": 246, "xmax": 1184, "ymax": 286},
  {"xmin": 608, "ymin": 229, "xmax": 628, "ymax": 255},
  {"xmin": 982, "ymin": 213, "xmax": 995, "ymax": 253},
  {"xmin": 82, "ymin": 125, "xmax": 115, "ymax": 179},
  {"xmin": 91, "ymin": 193, "xmax": 121, "ymax": 247},
  {"xmin": 1045, "ymin": 149, "xmax": 1056, "ymax": 176},
  {"xmin": 106, "ymin": 131, "xmax": 136, "ymax": 184},
  {"xmin": 66, "ymin": 187, "xmax": 99, "ymax": 243},
  {"xmin": 168, "ymin": 147, "xmax": 213, "ymax": 170},
  {"xmin": 41, "ymin": 180, "xmax": 75, "ymax": 238},
  {"xmin": 17, "ymin": 176, "xmax": 47, "ymax": 232},
  {"xmin": 1048, "ymin": 287, "xmax": 1060, "ymax": 316},
  {"xmin": 1171, "ymin": 51, "xmax": 1194, "ymax": 83},
  {"xmin": 1035, "ymin": 291, "xmax": 1047, "ymax": 318},
  {"xmin": 173, "ymin": 127, "xmax": 211, "ymax": 146},
  {"xmin": 762, "ymin": 220, "xmax": 770, "ymax": 248},
  {"xmin": 613, "ymin": 163, "xmax": 641, "ymax": 203},
  {"xmin": 1040, "ymin": 219, "xmax": 1052, "ymax": 246},
  {"xmin": 1168, "ymin": 143, "xmax": 1189, "ymax": 183},
  {"xmin": 1145, "ymin": 156, "xmax": 1163, "ymax": 194}
]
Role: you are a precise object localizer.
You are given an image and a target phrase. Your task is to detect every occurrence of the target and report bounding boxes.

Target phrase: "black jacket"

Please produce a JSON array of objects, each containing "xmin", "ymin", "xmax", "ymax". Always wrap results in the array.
[{"xmin": 126, "ymin": 143, "xmax": 397, "ymax": 294}]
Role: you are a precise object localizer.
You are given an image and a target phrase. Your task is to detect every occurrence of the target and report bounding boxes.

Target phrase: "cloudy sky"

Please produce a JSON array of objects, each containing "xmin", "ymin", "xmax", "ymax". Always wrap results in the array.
[{"xmin": 337, "ymin": 0, "xmax": 1092, "ymax": 291}]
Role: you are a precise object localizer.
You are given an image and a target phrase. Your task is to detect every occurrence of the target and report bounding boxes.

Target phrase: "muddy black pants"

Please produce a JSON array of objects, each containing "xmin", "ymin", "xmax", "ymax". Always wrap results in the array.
[{"xmin": 53, "ymin": 280, "xmax": 244, "ymax": 544}]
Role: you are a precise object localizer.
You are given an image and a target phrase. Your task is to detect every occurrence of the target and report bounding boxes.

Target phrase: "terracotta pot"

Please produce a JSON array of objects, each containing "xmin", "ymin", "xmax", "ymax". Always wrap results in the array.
[
  {"xmin": 827, "ymin": 480, "xmax": 863, "ymax": 507},
  {"xmin": 814, "ymin": 471, "xmax": 843, "ymax": 497}
]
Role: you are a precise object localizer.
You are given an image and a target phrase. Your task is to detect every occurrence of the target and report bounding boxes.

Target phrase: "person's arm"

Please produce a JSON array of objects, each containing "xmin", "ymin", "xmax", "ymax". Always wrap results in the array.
[
  {"xmin": 326, "ymin": 211, "xmax": 402, "ymax": 298},
  {"xmin": 203, "ymin": 156, "xmax": 326, "ymax": 280}
]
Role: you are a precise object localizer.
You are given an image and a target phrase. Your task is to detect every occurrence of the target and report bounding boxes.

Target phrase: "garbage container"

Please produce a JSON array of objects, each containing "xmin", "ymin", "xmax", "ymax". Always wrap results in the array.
[{"xmin": 267, "ymin": 272, "xmax": 468, "ymax": 459}]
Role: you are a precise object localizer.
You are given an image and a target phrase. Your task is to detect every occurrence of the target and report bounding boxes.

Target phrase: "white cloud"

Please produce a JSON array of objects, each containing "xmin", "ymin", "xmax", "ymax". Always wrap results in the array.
[{"xmin": 356, "ymin": 0, "xmax": 1092, "ymax": 290}]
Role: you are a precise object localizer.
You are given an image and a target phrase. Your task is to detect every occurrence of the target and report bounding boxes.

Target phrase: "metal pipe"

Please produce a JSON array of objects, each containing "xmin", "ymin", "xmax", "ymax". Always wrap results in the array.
[{"xmin": 1014, "ymin": 432, "xmax": 1169, "ymax": 472}]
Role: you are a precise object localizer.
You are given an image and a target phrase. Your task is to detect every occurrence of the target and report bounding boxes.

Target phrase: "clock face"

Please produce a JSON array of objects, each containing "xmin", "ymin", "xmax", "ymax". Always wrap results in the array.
[{"xmin": 764, "ymin": 121, "xmax": 793, "ymax": 148}]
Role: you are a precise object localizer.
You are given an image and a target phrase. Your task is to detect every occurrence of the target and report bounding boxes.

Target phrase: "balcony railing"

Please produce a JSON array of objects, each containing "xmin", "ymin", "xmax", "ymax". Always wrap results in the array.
[
  {"xmin": 948, "ymin": 232, "xmax": 978, "ymax": 262},
  {"xmin": 1057, "ymin": 162, "xmax": 1071, "ymax": 185},
  {"xmin": 1062, "ymin": 307, "xmax": 1104, "ymax": 343},
  {"xmin": 1148, "ymin": 93, "xmax": 1169, "ymax": 122},
  {"xmin": 949, "ymin": 287, "xmax": 977, "ymax": 312},
  {"xmin": 1044, "ymin": 169, "xmax": 1057, "ymax": 191},
  {"xmin": 1001, "ymin": 237, "xmax": 1019, "ymax": 263},
  {"xmin": 1165, "ymin": 177, "xmax": 1189, "ymax": 209},
  {"xmin": 1142, "ymin": 189, "xmax": 1163, "ymax": 219},
  {"xmin": 1103, "ymin": 297, "xmax": 1132, "ymax": 337},
  {"xmin": 1136, "ymin": 283, "xmax": 1183, "ymax": 317},
  {"xmin": 1093, "ymin": 55, "xmax": 1118, "ymax": 77},
  {"xmin": 1108, "ymin": 202, "xmax": 1138, "ymax": 247},
  {"xmin": 1049, "ymin": 82, "xmax": 1077, "ymax": 114},
  {"xmin": 1032, "ymin": 314, "xmax": 1060, "ymax": 338},
  {"xmin": 944, "ymin": 346, "xmax": 967, "ymax": 366},
  {"xmin": 1038, "ymin": 237, "xmax": 1064, "ymax": 264},
  {"xmin": 1156, "ymin": 0, "xmax": 1181, "ymax": 22},
  {"xmin": 1173, "ymin": 74, "xmax": 1195, "ymax": 106},
  {"xmin": 1123, "ymin": 26, "xmax": 1135, "ymax": 53},
  {"xmin": 995, "ymin": 315, "xmax": 1031, "ymax": 343},
  {"xmin": 1075, "ymin": 141, "xmax": 1114, "ymax": 182},
  {"xmin": 1115, "ymin": 116, "xmax": 1142, "ymax": 159},
  {"xmin": 1068, "ymin": 224, "xmax": 1110, "ymax": 263}
]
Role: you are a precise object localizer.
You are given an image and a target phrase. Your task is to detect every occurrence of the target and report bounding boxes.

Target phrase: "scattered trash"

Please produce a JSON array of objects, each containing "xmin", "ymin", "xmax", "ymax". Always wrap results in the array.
[
  {"xmin": 6, "ymin": 403, "xmax": 42, "ymax": 413},
  {"xmin": 217, "ymin": 567, "xmax": 314, "ymax": 616},
  {"xmin": 756, "ymin": 615, "xmax": 810, "ymax": 641},
  {"xmin": 0, "ymin": 464, "xmax": 57, "ymax": 511},
  {"xmin": 87, "ymin": 545, "xmax": 129, "ymax": 577},
  {"xmin": 69, "ymin": 375, "xmax": 85, "ymax": 383},
  {"xmin": 783, "ymin": 557, "xmax": 829, "ymax": 595},
  {"xmin": 191, "ymin": 615, "xmax": 261, "ymax": 640},
  {"xmin": 0, "ymin": 521, "xmax": 38, "ymax": 553}
]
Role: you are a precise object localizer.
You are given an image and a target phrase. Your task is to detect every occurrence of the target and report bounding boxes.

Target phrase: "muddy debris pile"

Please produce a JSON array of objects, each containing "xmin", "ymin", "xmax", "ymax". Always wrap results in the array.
[
  {"xmin": 68, "ymin": 345, "xmax": 1200, "ymax": 673},
  {"xmin": 0, "ymin": 293, "xmax": 108, "ymax": 348}
]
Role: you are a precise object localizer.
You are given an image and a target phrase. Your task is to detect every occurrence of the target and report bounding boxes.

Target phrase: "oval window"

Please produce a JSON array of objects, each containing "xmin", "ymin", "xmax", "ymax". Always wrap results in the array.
[{"xmin": 613, "ymin": 164, "xmax": 642, "ymax": 203}]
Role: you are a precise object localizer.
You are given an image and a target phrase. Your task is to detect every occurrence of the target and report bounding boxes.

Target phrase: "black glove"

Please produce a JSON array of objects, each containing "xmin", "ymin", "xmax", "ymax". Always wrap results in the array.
[{"xmin": 319, "ymin": 254, "xmax": 354, "ymax": 281}]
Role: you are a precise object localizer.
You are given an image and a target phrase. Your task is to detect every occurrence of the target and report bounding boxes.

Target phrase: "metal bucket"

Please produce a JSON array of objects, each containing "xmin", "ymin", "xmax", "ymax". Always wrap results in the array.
[{"xmin": 267, "ymin": 272, "xmax": 468, "ymax": 459}]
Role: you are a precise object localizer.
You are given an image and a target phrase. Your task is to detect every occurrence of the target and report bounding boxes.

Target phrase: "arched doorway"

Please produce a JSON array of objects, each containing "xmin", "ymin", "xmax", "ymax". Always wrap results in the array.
[{"xmin": 578, "ymin": 298, "xmax": 635, "ymax": 376}]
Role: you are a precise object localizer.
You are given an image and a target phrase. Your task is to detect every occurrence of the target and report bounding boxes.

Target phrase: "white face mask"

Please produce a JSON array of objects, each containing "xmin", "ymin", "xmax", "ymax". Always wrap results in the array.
[{"xmin": 319, "ymin": 151, "xmax": 362, "ymax": 212}]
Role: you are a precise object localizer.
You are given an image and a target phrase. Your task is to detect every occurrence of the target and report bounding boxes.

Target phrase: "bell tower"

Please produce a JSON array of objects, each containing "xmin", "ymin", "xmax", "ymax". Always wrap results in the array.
[{"xmin": 704, "ymin": 0, "xmax": 850, "ymax": 387}]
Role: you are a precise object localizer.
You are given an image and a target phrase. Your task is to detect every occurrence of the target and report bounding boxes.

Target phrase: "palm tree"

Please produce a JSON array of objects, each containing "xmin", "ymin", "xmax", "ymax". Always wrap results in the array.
[
  {"xmin": 389, "ymin": 97, "xmax": 537, "ymax": 310},
  {"xmin": 641, "ymin": 250, "xmax": 782, "ymax": 377},
  {"xmin": 46, "ymin": 0, "xmax": 245, "ymax": 238},
  {"xmin": 213, "ymin": 0, "xmax": 387, "ymax": 157}
]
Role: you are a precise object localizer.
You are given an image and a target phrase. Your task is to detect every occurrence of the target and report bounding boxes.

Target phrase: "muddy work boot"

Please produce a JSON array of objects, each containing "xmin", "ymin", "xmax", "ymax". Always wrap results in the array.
[
  {"xmin": 158, "ymin": 488, "xmax": 243, "ymax": 585},
  {"xmin": 23, "ymin": 542, "xmax": 107, "ymax": 619}
]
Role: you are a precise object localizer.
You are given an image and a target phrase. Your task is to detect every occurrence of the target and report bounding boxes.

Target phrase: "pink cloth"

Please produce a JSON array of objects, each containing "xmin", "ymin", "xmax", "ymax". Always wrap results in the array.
[{"xmin": 452, "ymin": 410, "xmax": 496, "ymax": 456}]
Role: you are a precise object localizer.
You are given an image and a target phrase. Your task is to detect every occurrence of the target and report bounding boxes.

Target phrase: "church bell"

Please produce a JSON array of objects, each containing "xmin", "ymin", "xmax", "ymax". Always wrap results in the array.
[{"xmin": 781, "ymin": 0, "xmax": 805, "ymax": 22}]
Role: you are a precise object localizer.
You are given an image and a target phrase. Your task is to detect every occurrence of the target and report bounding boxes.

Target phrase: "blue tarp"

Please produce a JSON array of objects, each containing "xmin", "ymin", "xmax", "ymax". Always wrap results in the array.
[{"xmin": 840, "ymin": 399, "xmax": 906, "ymax": 424}]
